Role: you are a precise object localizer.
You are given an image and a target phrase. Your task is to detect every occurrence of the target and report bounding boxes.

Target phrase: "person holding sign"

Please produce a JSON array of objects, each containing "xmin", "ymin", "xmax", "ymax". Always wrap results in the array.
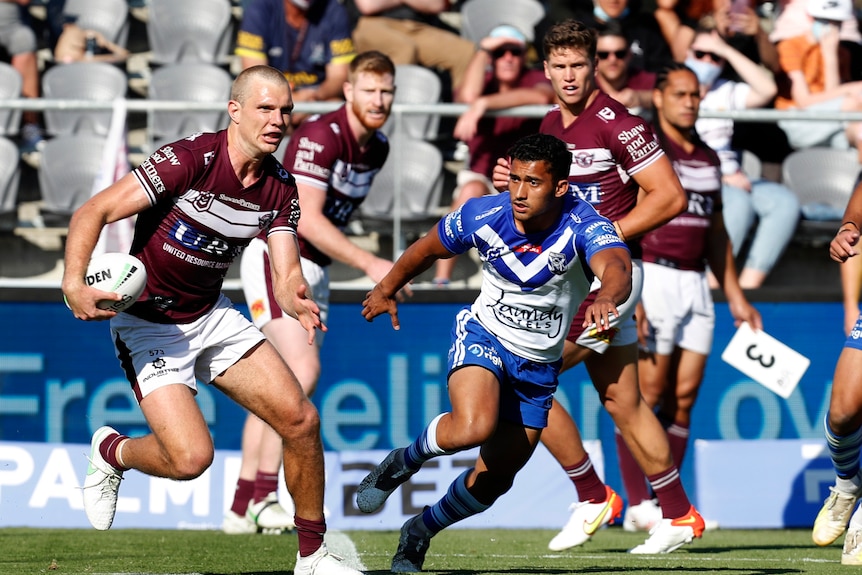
[
  {"xmin": 814, "ymin": 174, "xmax": 862, "ymax": 565},
  {"xmin": 613, "ymin": 62, "xmax": 761, "ymax": 531}
]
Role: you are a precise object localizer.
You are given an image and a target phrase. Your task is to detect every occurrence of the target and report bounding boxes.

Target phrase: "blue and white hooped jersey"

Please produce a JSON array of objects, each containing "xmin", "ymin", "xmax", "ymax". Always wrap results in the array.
[{"xmin": 437, "ymin": 193, "xmax": 628, "ymax": 363}]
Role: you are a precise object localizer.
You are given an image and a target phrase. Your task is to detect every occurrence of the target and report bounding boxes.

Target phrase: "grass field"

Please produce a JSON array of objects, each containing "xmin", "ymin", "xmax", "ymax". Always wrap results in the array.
[{"xmin": 1, "ymin": 526, "xmax": 855, "ymax": 575}]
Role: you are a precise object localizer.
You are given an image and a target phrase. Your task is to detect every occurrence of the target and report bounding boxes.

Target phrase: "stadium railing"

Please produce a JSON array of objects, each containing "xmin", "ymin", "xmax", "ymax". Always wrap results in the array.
[{"xmin": 1, "ymin": 98, "xmax": 861, "ymax": 288}]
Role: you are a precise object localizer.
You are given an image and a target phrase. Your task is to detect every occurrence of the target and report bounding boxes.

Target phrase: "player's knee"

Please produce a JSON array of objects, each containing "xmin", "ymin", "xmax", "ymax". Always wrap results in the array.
[
  {"xmin": 274, "ymin": 400, "xmax": 321, "ymax": 441},
  {"xmin": 169, "ymin": 447, "xmax": 214, "ymax": 480},
  {"xmin": 470, "ymin": 469, "xmax": 515, "ymax": 504},
  {"xmin": 445, "ymin": 414, "xmax": 495, "ymax": 449},
  {"xmin": 828, "ymin": 409, "xmax": 862, "ymax": 436}
]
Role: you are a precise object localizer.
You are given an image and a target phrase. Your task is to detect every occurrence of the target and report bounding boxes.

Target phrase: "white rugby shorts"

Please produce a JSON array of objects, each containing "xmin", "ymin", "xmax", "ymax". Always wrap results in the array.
[
  {"xmin": 640, "ymin": 261, "xmax": 715, "ymax": 356},
  {"xmin": 110, "ymin": 294, "xmax": 265, "ymax": 402}
]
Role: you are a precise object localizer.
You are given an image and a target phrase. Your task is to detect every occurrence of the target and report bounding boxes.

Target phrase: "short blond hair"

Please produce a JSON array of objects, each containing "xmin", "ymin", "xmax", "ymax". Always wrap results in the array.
[{"xmin": 231, "ymin": 65, "xmax": 289, "ymax": 104}]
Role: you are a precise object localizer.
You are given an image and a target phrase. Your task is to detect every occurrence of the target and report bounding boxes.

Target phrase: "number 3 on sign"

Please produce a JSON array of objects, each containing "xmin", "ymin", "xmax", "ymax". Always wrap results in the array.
[{"xmin": 721, "ymin": 322, "xmax": 811, "ymax": 399}]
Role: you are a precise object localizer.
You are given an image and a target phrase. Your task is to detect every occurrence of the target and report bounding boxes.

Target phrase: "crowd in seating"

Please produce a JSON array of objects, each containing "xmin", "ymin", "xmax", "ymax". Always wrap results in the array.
[{"xmin": 0, "ymin": 0, "xmax": 861, "ymax": 286}]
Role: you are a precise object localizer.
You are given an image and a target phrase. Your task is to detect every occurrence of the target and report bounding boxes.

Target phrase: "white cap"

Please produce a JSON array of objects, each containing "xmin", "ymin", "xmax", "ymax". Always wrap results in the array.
[
  {"xmin": 488, "ymin": 24, "xmax": 527, "ymax": 46},
  {"xmin": 807, "ymin": 0, "xmax": 853, "ymax": 21}
]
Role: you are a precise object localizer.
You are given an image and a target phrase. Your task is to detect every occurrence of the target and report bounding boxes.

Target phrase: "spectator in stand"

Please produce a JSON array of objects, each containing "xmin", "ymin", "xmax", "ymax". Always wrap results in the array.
[
  {"xmin": 655, "ymin": 0, "xmax": 779, "ymax": 72},
  {"xmin": 617, "ymin": 62, "xmax": 761, "ymax": 531},
  {"xmin": 770, "ymin": 0, "xmax": 862, "ymax": 80},
  {"xmin": 343, "ymin": 0, "xmax": 478, "ymax": 98},
  {"xmin": 0, "ymin": 0, "xmax": 44, "ymax": 153},
  {"xmin": 236, "ymin": 0, "xmax": 356, "ymax": 127},
  {"xmin": 431, "ymin": 24, "xmax": 554, "ymax": 286},
  {"xmin": 774, "ymin": 0, "xmax": 862, "ymax": 163},
  {"xmin": 54, "ymin": 14, "xmax": 129, "ymax": 64},
  {"xmin": 594, "ymin": 24, "xmax": 656, "ymax": 117},
  {"xmin": 655, "ymin": 0, "xmax": 792, "ymax": 174},
  {"xmin": 535, "ymin": 0, "xmax": 674, "ymax": 73},
  {"xmin": 689, "ymin": 28, "xmax": 801, "ymax": 289}
]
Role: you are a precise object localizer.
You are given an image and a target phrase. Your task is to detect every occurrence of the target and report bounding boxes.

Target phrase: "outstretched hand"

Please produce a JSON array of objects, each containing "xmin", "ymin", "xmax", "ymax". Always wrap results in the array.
[
  {"xmin": 582, "ymin": 294, "xmax": 621, "ymax": 332},
  {"xmin": 365, "ymin": 257, "xmax": 413, "ymax": 301},
  {"xmin": 294, "ymin": 282, "xmax": 327, "ymax": 345},
  {"xmin": 362, "ymin": 285, "xmax": 400, "ymax": 330}
]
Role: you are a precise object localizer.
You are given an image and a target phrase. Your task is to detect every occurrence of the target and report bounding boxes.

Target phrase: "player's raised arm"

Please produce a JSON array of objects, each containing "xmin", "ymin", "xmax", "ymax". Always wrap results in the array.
[{"xmin": 362, "ymin": 225, "xmax": 452, "ymax": 329}]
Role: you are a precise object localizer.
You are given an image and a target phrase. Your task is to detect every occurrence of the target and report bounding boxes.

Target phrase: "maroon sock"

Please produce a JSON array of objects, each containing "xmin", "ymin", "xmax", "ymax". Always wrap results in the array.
[
  {"xmin": 99, "ymin": 432, "xmax": 130, "ymax": 471},
  {"xmin": 230, "ymin": 478, "xmax": 255, "ymax": 516},
  {"xmin": 252, "ymin": 471, "xmax": 280, "ymax": 503},
  {"xmin": 666, "ymin": 422, "xmax": 690, "ymax": 469},
  {"xmin": 615, "ymin": 429, "xmax": 650, "ymax": 504},
  {"xmin": 648, "ymin": 466, "xmax": 691, "ymax": 519},
  {"xmin": 295, "ymin": 516, "xmax": 326, "ymax": 557},
  {"xmin": 563, "ymin": 454, "xmax": 607, "ymax": 502}
]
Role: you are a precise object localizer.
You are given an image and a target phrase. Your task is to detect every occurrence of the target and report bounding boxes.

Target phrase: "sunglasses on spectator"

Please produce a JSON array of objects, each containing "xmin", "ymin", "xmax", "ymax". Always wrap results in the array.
[
  {"xmin": 597, "ymin": 49, "xmax": 628, "ymax": 60},
  {"xmin": 693, "ymin": 50, "xmax": 723, "ymax": 62},
  {"xmin": 491, "ymin": 45, "xmax": 526, "ymax": 59}
]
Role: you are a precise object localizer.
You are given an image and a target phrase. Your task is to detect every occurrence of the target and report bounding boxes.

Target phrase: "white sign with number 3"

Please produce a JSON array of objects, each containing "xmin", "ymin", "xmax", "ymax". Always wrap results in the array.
[{"xmin": 720, "ymin": 322, "xmax": 810, "ymax": 399}]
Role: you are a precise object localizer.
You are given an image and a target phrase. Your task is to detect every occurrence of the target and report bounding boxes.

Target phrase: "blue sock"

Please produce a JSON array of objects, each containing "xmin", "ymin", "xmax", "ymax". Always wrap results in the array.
[
  {"xmin": 422, "ymin": 469, "xmax": 490, "ymax": 534},
  {"xmin": 825, "ymin": 411, "xmax": 862, "ymax": 480}
]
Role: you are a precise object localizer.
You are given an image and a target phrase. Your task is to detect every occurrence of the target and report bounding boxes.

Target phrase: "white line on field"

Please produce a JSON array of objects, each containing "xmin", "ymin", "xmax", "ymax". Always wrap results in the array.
[{"xmin": 326, "ymin": 529, "xmax": 367, "ymax": 571}]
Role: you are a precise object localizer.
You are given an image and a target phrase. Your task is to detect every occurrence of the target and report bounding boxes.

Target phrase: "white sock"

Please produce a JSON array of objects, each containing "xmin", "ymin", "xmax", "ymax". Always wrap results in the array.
[{"xmin": 837, "ymin": 471, "xmax": 862, "ymax": 495}]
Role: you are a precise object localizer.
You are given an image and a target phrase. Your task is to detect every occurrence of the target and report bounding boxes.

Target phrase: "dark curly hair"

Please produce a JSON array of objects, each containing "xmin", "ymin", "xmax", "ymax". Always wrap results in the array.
[{"xmin": 508, "ymin": 133, "xmax": 572, "ymax": 184}]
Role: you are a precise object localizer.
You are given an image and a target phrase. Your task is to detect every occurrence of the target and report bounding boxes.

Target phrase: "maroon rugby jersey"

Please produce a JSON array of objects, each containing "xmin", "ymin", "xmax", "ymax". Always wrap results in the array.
[
  {"xmin": 640, "ymin": 137, "xmax": 722, "ymax": 272},
  {"xmin": 129, "ymin": 131, "xmax": 300, "ymax": 324},
  {"xmin": 540, "ymin": 91, "xmax": 665, "ymax": 259},
  {"xmin": 280, "ymin": 105, "xmax": 389, "ymax": 266}
]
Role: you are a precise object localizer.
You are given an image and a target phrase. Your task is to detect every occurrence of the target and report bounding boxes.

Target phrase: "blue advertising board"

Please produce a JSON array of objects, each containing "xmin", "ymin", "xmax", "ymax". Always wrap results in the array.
[{"xmin": 0, "ymin": 298, "xmax": 846, "ymax": 526}]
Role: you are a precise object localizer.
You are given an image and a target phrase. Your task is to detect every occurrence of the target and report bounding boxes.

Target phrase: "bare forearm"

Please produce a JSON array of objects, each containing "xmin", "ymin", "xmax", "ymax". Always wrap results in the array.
[
  {"xmin": 377, "ymin": 231, "xmax": 448, "ymax": 296},
  {"xmin": 619, "ymin": 191, "xmax": 686, "ymax": 239},
  {"xmin": 723, "ymin": 47, "xmax": 776, "ymax": 104},
  {"xmin": 457, "ymin": 51, "xmax": 491, "ymax": 103},
  {"xmin": 63, "ymin": 207, "xmax": 106, "ymax": 289},
  {"xmin": 596, "ymin": 260, "xmax": 633, "ymax": 306},
  {"xmin": 273, "ymin": 269, "xmax": 309, "ymax": 318},
  {"xmin": 708, "ymin": 232, "xmax": 746, "ymax": 303}
]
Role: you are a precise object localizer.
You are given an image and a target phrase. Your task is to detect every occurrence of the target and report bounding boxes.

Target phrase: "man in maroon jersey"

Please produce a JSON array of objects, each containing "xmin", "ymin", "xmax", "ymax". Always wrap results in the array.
[
  {"xmin": 224, "ymin": 50, "xmax": 407, "ymax": 535},
  {"xmin": 62, "ymin": 65, "xmax": 363, "ymax": 575},
  {"xmin": 493, "ymin": 19, "xmax": 701, "ymax": 554},
  {"xmin": 618, "ymin": 62, "xmax": 760, "ymax": 533}
]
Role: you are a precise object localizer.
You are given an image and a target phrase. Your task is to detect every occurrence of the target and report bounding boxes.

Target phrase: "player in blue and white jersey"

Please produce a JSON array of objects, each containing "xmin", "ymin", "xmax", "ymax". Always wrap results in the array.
[
  {"xmin": 355, "ymin": 133, "xmax": 633, "ymax": 573},
  {"xmin": 814, "ymin": 173, "xmax": 862, "ymax": 565}
]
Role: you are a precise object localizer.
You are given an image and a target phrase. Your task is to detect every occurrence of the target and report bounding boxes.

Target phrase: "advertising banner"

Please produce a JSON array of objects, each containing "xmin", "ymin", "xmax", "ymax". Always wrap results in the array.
[{"xmin": 0, "ymin": 299, "xmax": 846, "ymax": 528}]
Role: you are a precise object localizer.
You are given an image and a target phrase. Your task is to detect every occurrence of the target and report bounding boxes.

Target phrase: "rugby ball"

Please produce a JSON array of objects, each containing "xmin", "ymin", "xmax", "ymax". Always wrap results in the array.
[{"xmin": 76, "ymin": 252, "xmax": 147, "ymax": 312}]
